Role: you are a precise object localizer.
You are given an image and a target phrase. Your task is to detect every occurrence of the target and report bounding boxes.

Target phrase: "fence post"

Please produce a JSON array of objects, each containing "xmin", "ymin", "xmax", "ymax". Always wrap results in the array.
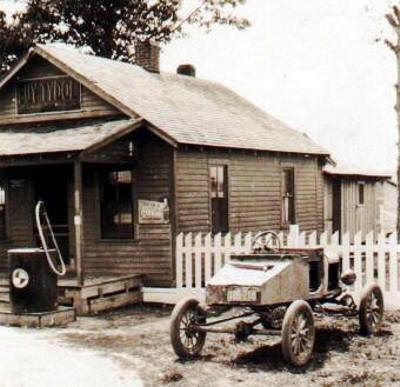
[
  {"xmin": 234, "ymin": 232, "xmax": 242, "ymax": 255},
  {"xmin": 389, "ymin": 232, "xmax": 398, "ymax": 295},
  {"xmin": 298, "ymin": 231, "xmax": 306, "ymax": 247},
  {"xmin": 377, "ymin": 231, "xmax": 386, "ymax": 292},
  {"xmin": 194, "ymin": 233, "xmax": 202, "ymax": 290},
  {"xmin": 288, "ymin": 225, "xmax": 299, "ymax": 247},
  {"xmin": 214, "ymin": 233, "xmax": 222, "ymax": 274},
  {"xmin": 341, "ymin": 232, "xmax": 350, "ymax": 273},
  {"xmin": 204, "ymin": 233, "xmax": 212, "ymax": 284},
  {"xmin": 176, "ymin": 233, "xmax": 183, "ymax": 288},
  {"xmin": 244, "ymin": 232, "xmax": 252, "ymax": 252},
  {"xmin": 320, "ymin": 231, "xmax": 328, "ymax": 247},
  {"xmin": 185, "ymin": 233, "xmax": 193, "ymax": 289},
  {"xmin": 308, "ymin": 231, "xmax": 317, "ymax": 247},
  {"xmin": 224, "ymin": 232, "xmax": 232, "ymax": 265},
  {"xmin": 353, "ymin": 231, "xmax": 362, "ymax": 294},
  {"xmin": 365, "ymin": 231, "xmax": 374, "ymax": 284}
]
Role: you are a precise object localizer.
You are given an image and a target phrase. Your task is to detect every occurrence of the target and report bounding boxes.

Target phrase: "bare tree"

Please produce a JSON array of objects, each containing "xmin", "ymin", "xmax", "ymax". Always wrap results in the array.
[{"xmin": 386, "ymin": 5, "xmax": 400, "ymax": 236}]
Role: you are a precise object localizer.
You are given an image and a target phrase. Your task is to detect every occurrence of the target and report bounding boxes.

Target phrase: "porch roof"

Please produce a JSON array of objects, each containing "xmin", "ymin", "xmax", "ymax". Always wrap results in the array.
[{"xmin": 0, "ymin": 119, "xmax": 141, "ymax": 157}]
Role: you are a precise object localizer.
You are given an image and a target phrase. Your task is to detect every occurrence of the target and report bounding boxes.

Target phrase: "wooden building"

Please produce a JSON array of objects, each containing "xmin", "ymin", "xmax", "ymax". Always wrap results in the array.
[
  {"xmin": 0, "ymin": 43, "xmax": 329, "ymax": 311},
  {"xmin": 323, "ymin": 166, "xmax": 393, "ymax": 239}
]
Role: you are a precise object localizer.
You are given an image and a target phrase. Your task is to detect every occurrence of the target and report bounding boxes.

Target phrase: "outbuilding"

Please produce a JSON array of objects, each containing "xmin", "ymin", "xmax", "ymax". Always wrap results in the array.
[
  {"xmin": 0, "ymin": 43, "xmax": 329, "ymax": 312},
  {"xmin": 323, "ymin": 165, "xmax": 394, "ymax": 240}
]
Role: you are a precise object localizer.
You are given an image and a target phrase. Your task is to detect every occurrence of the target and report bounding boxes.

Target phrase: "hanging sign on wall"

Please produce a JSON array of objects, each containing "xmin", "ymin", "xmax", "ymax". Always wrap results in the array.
[{"xmin": 138, "ymin": 199, "xmax": 169, "ymax": 224}]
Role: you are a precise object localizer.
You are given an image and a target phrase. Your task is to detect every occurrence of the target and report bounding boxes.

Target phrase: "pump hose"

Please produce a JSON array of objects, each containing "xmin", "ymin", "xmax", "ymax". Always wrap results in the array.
[{"xmin": 35, "ymin": 201, "xmax": 66, "ymax": 276}]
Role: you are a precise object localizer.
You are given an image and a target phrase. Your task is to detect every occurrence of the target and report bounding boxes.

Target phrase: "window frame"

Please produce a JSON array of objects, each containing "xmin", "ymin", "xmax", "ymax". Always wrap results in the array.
[
  {"xmin": 99, "ymin": 168, "xmax": 135, "ymax": 240},
  {"xmin": 281, "ymin": 167, "xmax": 296, "ymax": 227},
  {"xmin": 209, "ymin": 164, "xmax": 229, "ymax": 234},
  {"xmin": 357, "ymin": 181, "xmax": 365, "ymax": 206}
]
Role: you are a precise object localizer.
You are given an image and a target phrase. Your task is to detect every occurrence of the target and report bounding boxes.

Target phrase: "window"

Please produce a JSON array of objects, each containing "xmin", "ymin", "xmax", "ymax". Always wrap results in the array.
[
  {"xmin": 282, "ymin": 168, "xmax": 295, "ymax": 225},
  {"xmin": 0, "ymin": 181, "xmax": 5, "ymax": 240},
  {"xmin": 358, "ymin": 182, "xmax": 365, "ymax": 206},
  {"xmin": 210, "ymin": 165, "xmax": 228, "ymax": 234},
  {"xmin": 100, "ymin": 170, "xmax": 133, "ymax": 239}
]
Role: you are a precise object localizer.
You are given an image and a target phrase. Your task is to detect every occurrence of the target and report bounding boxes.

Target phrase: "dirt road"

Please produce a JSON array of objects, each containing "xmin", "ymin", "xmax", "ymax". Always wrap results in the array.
[{"xmin": 1, "ymin": 305, "xmax": 400, "ymax": 386}]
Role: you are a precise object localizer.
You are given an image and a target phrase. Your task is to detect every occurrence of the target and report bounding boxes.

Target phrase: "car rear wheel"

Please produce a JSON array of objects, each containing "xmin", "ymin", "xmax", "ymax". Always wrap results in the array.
[
  {"xmin": 281, "ymin": 300, "xmax": 315, "ymax": 367},
  {"xmin": 170, "ymin": 297, "xmax": 206, "ymax": 359},
  {"xmin": 359, "ymin": 283, "xmax": 384, "ymax": 335}
]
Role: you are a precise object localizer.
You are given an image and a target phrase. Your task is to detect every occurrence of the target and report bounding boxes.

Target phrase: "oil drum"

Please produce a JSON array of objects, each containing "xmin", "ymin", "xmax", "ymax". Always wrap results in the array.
[{"xmin": 8, "ymin": 248, "xmax": 57, "ymax": 313}]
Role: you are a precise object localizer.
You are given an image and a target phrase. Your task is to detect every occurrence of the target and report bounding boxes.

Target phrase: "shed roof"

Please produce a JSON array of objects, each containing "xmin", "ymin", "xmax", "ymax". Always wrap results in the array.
[
  {"xmin": 0, "ymin": 44, "xmax": 329, "ymax": 157},
  {"xmin": 0, "ymin": 119, "xmax": 140, "ymax": 156},
  {"xmin": 323, "ymin": 165, "xmax": 392, "ymax": 180}
]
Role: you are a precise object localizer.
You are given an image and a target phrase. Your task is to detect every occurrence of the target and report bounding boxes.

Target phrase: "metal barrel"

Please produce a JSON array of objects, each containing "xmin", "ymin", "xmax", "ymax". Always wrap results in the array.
[{"xmin": 8, "ymin": 248, "xmax": 57, "ymax": 313}]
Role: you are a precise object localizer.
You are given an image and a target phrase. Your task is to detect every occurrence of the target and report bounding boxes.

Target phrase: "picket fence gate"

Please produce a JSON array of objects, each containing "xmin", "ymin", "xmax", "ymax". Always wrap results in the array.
[{"xmin": 175, "ymin": 227, "xmax": 400, "ymax": 309}]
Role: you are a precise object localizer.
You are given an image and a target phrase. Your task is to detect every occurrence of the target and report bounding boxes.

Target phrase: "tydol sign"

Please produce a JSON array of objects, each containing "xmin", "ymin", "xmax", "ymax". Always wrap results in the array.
[{"xmin": 16, "ymin": 76, "xmax": 81, "ymax": 114}]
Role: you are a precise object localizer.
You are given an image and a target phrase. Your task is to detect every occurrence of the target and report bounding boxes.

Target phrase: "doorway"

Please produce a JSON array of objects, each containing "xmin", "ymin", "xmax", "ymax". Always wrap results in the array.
[{"xmin": 33, "ymin": 165, "xmax": 70, "ymax": 264}]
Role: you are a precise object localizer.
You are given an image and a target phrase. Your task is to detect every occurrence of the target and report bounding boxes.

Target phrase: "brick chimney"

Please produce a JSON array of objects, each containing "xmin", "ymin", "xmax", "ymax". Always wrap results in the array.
[
  {"xmin": 134, "ymin": 40, "xmax": 160, "ymax": 74},
  {"xmin": 177, "ymin": 64, "xmax": 196, "ymax": 77}
]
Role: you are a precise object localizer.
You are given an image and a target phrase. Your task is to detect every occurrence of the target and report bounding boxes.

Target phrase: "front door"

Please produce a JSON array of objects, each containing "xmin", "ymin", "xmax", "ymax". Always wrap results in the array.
[{"xmin": 33, "ymin": 165, "xmax": 70, "ymax": 264}]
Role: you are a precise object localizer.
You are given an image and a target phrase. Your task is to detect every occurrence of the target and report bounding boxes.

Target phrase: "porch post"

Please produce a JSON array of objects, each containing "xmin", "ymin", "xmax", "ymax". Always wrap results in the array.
[{"xmin": 74, "ymin": 160, "xmax": 84, "ymax": 286}]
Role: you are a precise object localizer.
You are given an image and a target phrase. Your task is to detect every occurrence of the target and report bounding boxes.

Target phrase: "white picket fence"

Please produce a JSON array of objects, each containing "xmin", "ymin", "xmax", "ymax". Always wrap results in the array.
[{"xmin": 174, "ymin": 226, "xmax": 400, "ymax": 309}]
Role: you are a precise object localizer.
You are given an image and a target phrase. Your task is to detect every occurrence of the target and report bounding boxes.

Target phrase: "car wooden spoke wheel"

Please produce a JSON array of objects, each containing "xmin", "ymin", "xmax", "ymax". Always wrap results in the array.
[
  {"xmin": 281, "ymin": 300, "xmax": 315, "ymax": 367},
  {"xmin": 170, "ymin": 297, "xmax": 206, "ymax": 359},
  {"xmin": 359, "ymin": 283, "xmax": 384, "ymax": 335}
]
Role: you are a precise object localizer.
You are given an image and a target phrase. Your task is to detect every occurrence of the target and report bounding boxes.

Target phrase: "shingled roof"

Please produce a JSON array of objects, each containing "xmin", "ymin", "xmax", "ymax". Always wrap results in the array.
[
  {"xmin": 0, "ymin": 44, "xmax": 329, "ymax": 156},
  {"xmin": 0, "ymin": 119, "xmax": 141, "ymax": 156}
]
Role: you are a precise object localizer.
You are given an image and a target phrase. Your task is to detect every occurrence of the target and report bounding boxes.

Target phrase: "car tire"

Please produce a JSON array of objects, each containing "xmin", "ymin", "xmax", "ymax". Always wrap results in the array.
[
  {"xmin": 359, "ymin": 283, "xmax": 384, "ymax": 335},
  {"xmin": 170, "ymin": 297, "xmax": 206, "ymax": 359},
  {"xmin": 281, "ymin": 300, "xmax": 315, "ymax": 367}
]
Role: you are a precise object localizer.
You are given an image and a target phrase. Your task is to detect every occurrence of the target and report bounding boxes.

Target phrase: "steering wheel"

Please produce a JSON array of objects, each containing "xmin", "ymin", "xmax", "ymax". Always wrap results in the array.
[
  {"xmin": 251, "ymin": 231, "xmax": 281, "ymax": 253},
  {"xmin": 35, "ymin": 201, "xmax": 66, "ymax": 276}
]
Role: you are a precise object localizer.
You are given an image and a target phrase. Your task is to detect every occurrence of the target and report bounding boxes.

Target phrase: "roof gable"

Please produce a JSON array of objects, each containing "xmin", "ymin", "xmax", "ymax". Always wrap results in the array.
[
  {"xmin": 0, "ymin": 52, "xmax": 121, "ymax": 123},
  {"xmin": 0, "ymin": 44, "xmax": 330, "ymax": 156}
]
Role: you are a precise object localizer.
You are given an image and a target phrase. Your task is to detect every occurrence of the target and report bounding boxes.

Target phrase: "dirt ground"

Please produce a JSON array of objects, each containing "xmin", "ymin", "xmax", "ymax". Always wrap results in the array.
[{"xmin": 41, "ymin": 304, "xmax": 400, "ymax": 387}]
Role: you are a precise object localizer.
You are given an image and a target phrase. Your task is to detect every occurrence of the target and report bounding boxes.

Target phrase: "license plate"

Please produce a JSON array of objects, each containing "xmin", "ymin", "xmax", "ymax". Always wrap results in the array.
[{"xmin": 227, "ymin": 287, "xmax": 258, "ymax": 302}]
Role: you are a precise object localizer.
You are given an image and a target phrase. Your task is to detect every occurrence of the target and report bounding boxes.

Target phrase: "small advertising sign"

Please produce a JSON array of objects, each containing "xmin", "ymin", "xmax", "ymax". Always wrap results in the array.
[{"xmin": 138, "ymin": 199, "xmax": 169, "ymax": 224}]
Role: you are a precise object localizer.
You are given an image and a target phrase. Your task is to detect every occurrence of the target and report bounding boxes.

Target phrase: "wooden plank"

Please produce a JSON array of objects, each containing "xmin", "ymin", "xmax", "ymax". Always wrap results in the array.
[
  {"xmin": 80, "ymin": 278, "xmax": 142, "ymax": 298},
  {"xmin": 0, "ymin": 306, "xmax": 76, "ymax": 327},
  {"xmin": 88, "ymin": 291, "xmax": 141, "ymax": 314}
]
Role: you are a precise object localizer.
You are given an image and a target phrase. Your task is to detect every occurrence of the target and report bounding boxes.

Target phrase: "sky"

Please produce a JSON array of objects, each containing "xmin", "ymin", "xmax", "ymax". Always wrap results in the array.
[{"xmin": 0, "ymin": 0, "xmax": 398, "ymax": 173}]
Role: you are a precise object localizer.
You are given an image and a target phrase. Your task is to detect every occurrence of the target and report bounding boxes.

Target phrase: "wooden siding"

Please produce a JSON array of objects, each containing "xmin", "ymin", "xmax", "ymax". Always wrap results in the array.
[
  {"xmin": 0, "ymin": 169, "xmax": 34, "ymax": 272},
  {"xmin": 324, "ymin": 176, "xmax": 383, "ymax": 240},
  {"xmin": 0, "ymin": 55, "xmax": 121, "ymax": 122},
  {"xmin": 82, "ymin": 131, "xmax": 174, "ymax": 287},
  {"xmin": 175, "ymin": 148, "xmax": 324, "ymax": 234},
  {"xmin": 341, "ymin": 179, "xmax": 378, "ymax": 239}
]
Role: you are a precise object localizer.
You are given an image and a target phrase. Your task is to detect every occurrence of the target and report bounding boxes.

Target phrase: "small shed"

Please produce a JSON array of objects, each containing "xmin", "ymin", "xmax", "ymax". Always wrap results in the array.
[
  {"xmin": 0, "ymin": 43, "xmax": 330, "ymax": 311},
  {"xmin": 323, "ymin": 166, "xmax": 394, "ymax": 239}
]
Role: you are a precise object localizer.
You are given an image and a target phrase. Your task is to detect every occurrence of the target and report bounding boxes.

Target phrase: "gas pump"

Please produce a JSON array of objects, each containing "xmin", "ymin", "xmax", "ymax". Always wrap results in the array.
[{"xmin": 8, "ymin": 201, "xmax": 66, "ymax": 313}]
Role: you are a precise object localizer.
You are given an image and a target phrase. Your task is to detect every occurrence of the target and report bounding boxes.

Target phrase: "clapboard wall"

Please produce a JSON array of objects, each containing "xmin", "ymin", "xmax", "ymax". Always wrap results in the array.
[
  {"xmin": 81, "ymin": 131, "xmax": 174, "ymax": 287},
  {"xmin": 175, "ymin": 147, "xmax": 325, "ymax": 235}
]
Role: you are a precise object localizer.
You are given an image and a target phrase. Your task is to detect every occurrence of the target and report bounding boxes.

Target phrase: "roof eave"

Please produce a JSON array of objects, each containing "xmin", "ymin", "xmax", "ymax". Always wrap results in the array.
[{"xmin": 0, "ymin": 47, "xmax": 35, "ymax": 90}]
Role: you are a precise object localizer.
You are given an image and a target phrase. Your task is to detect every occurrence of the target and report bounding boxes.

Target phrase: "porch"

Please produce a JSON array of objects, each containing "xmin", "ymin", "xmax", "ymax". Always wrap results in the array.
[
  {"xmin": 0, "ymin": 118, "xmax": 175, "ymax": 314},
  {"xmin": 0, "ymin": 273, "xmax": 143, "ymax": 315}
]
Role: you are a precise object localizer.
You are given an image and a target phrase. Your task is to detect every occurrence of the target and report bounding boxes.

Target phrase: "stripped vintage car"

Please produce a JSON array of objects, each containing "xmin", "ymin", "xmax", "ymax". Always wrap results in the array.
[{"xmin": 170, "ymin": 231, "xmax": 384, "ymax": 367}]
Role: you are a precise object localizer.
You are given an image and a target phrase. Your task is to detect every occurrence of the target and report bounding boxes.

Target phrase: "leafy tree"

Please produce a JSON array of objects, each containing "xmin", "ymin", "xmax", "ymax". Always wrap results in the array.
[
  {"xmin": 386, "ymin": 5, "xmax": 400, "ymax": 237},
  {"xmin": 0, "ymin": 0, "xmax": 249, "ymax": 75}
]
